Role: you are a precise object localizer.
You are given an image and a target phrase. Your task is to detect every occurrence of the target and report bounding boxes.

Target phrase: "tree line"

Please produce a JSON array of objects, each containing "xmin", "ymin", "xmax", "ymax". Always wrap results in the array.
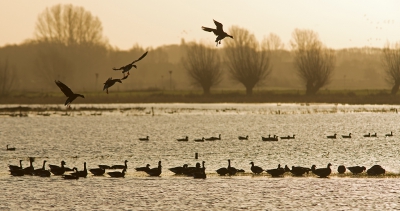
[{"xmin": 0, "ymin": 4, "xmax": 398, "ymax": 97}]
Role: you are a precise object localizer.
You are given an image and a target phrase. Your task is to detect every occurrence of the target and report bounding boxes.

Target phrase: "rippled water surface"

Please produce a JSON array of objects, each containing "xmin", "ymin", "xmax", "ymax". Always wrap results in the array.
[{"xmin": 2, "ymin": 103, "xmax": 400, "ymax": 210}]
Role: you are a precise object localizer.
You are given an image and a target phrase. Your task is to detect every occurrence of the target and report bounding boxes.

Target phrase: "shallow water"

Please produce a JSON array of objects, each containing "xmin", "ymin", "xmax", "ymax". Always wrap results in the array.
[{"xmin": 1, "ymin": 103, "xmax": 400, "ymax": 210}]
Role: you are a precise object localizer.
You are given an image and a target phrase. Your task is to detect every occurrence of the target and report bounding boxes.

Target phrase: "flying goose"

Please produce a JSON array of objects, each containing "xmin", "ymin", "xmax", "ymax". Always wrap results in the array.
[
  {"xmin": 103, "ymin": 77, "xmax": 122, "ymax": 94},
  {"xmin": 113, "ymin": 51, "xmax": 148, "ymax": 77},
  {"xmin": 55, "ymin": 80, "xmax": 84, "ymax": 107},
  {"xmin": 202, "ymin": 19, "xmax": 233, "ymax": 46}
]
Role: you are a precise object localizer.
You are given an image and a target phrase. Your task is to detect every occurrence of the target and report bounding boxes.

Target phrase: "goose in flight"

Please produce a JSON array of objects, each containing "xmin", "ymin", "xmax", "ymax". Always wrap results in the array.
[
  {"xmin": 55, "ymin": 80, "xmax": 85, "ymax": 107},
  {"xmin": 103, "ymin": 77, "xmax": 122, "ymax": 94},
  {"xmin": 113, "ymin": 51, "xmax": 148, "ymax": 77},
  {"xmin": 202, "ymin": 19, "xmax": 233, "ymax": 46}
]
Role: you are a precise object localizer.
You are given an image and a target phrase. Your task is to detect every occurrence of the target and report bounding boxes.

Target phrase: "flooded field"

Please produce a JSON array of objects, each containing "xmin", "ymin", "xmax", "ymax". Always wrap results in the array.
[{"xmin": 1, "ymin": 103, "xmax": 400, "ymax": 210}]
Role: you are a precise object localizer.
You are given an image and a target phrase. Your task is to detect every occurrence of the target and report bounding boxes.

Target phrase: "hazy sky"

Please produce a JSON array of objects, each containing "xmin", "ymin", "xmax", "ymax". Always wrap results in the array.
[{"xmin": 1, "ymin": 0, "xmax": 399, "ymax": 50}]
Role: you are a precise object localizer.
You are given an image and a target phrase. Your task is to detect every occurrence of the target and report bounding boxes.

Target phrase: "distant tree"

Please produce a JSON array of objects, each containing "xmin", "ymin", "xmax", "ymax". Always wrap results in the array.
[
  {"xmin": 263, "ymin": 33, "xmax": 285, "ymax": 51},
  {"xmin": 34, "ymin": 4, "xmax": 106, "ymax": 46},
  {"xmin": 182, "ymin": 42, "xmax": 222, "ymax": 95},
  {"xmin": 290, "ymin": 29, "xmax": 336, "ymax": 95},
  {"xmin": 382, "ymin": 42, "xmax": 400, "ymax": 95},
  {"xmin": 0, "ymin": 59, "xmax": 16, "ymax": 96},
  {"xmin": 224, "ymin": 26, "xmax": 272, "ymax": 95}
]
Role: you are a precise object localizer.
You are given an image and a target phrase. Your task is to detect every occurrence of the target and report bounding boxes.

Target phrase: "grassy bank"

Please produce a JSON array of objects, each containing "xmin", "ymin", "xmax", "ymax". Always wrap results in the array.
[{"xmin": 0, "ymin": 89, "xmax": 399, "ymax": 105}]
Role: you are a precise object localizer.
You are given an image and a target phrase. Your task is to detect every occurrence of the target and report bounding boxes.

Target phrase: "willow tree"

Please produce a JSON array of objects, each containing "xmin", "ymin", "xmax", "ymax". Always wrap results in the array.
[
  {"xmin": 224, "ymin": 26, "xmax": 272, "ymax": 95},
  {"xmin": 382, "ymin": 42, "xmax": 400, "ymax": 95},
  {"xmin": 35, "ymin": 4, "xmax": 106, "ymax": 46},
  {"xmin": 182, "ymin": 42, "xmax": 222, "ymax": 95},
  {"xmin": 290, "ymin": 29, "xmax": 336, "ymax": 95}
]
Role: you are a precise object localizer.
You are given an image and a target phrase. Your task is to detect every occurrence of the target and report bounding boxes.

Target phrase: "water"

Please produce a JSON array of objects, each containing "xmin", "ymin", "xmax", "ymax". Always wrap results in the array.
[{"xmin": 1, "ymin": 103, "xmax": 400, "ymax": 210}]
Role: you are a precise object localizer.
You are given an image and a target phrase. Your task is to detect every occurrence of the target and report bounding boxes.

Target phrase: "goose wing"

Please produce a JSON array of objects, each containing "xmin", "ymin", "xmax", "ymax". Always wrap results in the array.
[
  {"xmin": 213, "ymin": 19, "xmax": 224, "ymax": 32},
  {"xmin": 202, "ymin": 26, "xmax": 218, "ymax": 35},
  {"xmin": 131, "ymin": 51, "xmax": 148, "ymax": 65},
  {"xmin": 55, "ymin": 80, "xmax": 74, "ymax": 97}
]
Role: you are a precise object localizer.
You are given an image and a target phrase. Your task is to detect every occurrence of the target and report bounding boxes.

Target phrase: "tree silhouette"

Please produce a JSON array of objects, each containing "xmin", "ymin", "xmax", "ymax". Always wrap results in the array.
[
  {"xmin": 182, "ymin": 42, "xmax": 222, "ymax": 95},
  {"xmin": 290, "ymin": 29, "xmax": 336, "ymax": 95},
  {"xmin": 0, "ymin": 59, "xmax": 16, "ymax": 96},
  {"xmin": 34, "ymin": 4, "xmax": 106, "ymax": 46},
  {"xmin": 224, "ymin": 26, "xmax": 272, "ymax": 95},
  {"xmin": 382, "ymin": 42, "xmax": 400, "ymax": 95}
]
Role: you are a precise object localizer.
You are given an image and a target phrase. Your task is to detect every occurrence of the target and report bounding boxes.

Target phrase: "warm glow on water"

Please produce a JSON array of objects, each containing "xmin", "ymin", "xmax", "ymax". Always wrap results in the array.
[{"xmin": 2, "ymin": 103, "xmax": 400, "ymax": 210}]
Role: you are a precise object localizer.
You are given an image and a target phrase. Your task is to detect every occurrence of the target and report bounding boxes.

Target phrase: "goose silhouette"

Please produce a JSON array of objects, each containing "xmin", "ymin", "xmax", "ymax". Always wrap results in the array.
[
  {"xmin": 385, "ymin": 131, "xmax": 393, "ymax": 137},
  {"xmin": 289, "ymin": 166, "xmax": 311, "ymax": 176},
  {"xmin": 327, "ymin": 134, "xmax": 337, "ymax": 139},
  {"xmin": 177, "ymin": 136, "xmax": 189, "ymax": 141},
  {"xmin": 341, "ymin": 133, "xmax": 352, "ymax": 138},
  {"xmin": 145, "ymin": 161, "xmax": 162, "ymax": 176},
  {"xmin": 139, "ymin": 136, "xmax": 149, "ymax": 141},
  {"xmin": 111, "ymin": 160, "xmax": 128, "ymax": 169},
  {"xmin": 55, "ymin": 80, "xmax": 84, "ymax": 107},
  {"xmin": 194, "ymin": 137, "xmax": 205, "ymax": 142},
  {"xmin": 366, "ymin": 165, "xmax": 385, "ymax": 176},
  {"xmin": 347, "ymin": 166, "xmax": 366, "ymax": 174},
  {"xmin": 169, "ymin": 164, "xmax": 188, "ymax": 175},
  {"xmin": 202, "ymin": 19, "xmax": 233, "ymax": 46},
  {"xmin": 113, "ymin": 51, "xmax": 148, "ymax": 77},
  {"xmin": 266, "ymin": 164, "xmax": 285, "ymax": 177},
  {"xmin": 238, "ymin": 135, "xmax": 248, "ymax": 140},
  {"xmin": 8, "ymin": 160, "xmax": 23, "ymax": 171},
  {"xmin": 193, "ymin": 161, "xmax": 206, "ymax": 179},
  {"xmin": 311, "ymin": 163, "xmax": 332, "ymax": 178},
  {"xmin": 6, "ymin": 145, "xmax": 16, "ymax": 151},
  {"xmin": 135, "ymin": 164, "xmax": 151, "ymax": 172},
  {"xmin": 71, "ymin": 162, "xmax": 87, "ymax": 178},
  {"xmin": 89, "ymin": 167, "xmax": 106, "ymax": 176},
  {"xmin": 107, "ymin": 168, "xmax": 126, "ymax": 178},
  {"xmin": 62, "ymin": 168, "xmax": 79, "ymax": 180},
  {"xmin": 249, "ymin": 162, "xmax": 263, "ymax": 174},
  {"xmin": 337, "ymin": 165, "xmax": 346, "ymax": 174},
  {"xmin": 103, "ymin": 77, "xmax": 122, "ymax": 94}
]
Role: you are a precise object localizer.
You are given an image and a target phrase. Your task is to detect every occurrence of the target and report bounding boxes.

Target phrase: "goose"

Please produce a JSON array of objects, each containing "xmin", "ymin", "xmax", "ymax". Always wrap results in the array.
[
  {"xmin": 169, "ymin": 164, "xmax": 189, "ymax": 175},
  {"xmin": 327, "ymin": 134, "xmax": 337, "ymax": 139},
  {"xmin": 363, "ymin": 133, "xmax": 371, "ymax": 137},
  {"xmin": 177, "ymin": 136, "xmax": 189, "ymax": 142},
  {"xmin": 280, "ymin": 135, "xmax": 295, "ymax": 140},
  {"xmin": 139, "ymin": 136, "xmax": 149, "ymax": 141},
  {"xmin": 249, "ymin": 162, "xmax": 263, "ymax": 174},
  {"xmin": 113, "ymin": 51, "xmax": 148, "ymax": 77},
  {"xmin": 111, "ymin": 160, "xmax": 128, "ymax": 169},
  {"xmin": 194, "ymin": 137, "xmax": 205, "ymax": 142},
  {"xmin": 50, "ymin": 161, "xmax": 66, "ymax": 175},
  {"xmin": 71, "ymin": 162, "xmax": 87, "ymax": 178},
  {"xmin": 216, "ymin": 166, "xmax": 229, "ymax": 176},
  {"xmin": 49, "ymin": 161, "xmax": 73, "ymax": 171},
  {"xmin": 202, "ymin": 19, "xmax": 233, "ymax": 46},
  {"xmin": 205, "ymin": 134, "xmax": 221, "ymax": 141},
  {"xmin": 238, "ymin": 135, "xmax": 248, "ymax": 140},
  {"xmin": 289, "ymin": 166, "xmax": 311, "ymax": 176},
  {"xmin": 182, "ymin": 164, "xmax": 200, "ymax": 176},
  {"xmin": 366, "ymin": 165, "xmax": 385, "ymax": 176},
  {"xmin": 89, "ymin": 167, "xmax": 106, "ymax": 176},
  {"xmin": 385, "ymin": 131, "xmax": 393, "ymax": 137},
  {"xmin": 22, "ymin": 158, "xmax": 34, "ymax": 175},
  {"xmin": 337, "ymin": 165, "xmax": 346, "ymax": 174},
  {"xmin": 311, "ymin": 163, "xmax": 332, "ymax": 178},
  {"xmin": 145, "ymin": 161, "xmax": 162, "ymax": 176},
  {"xmin": 107, "ymin": 168, "xmax": 127, "ymax": 178},
  {"xmin": 342, "ymin": 133, "xmax": 352, "ymax": 138},
  {"xmin": 55, "ymin": 80, "xmax": 85, "ymax": 107},
  {"xmin": 103, "ymin": 77, "xmax": 122, "ymax": 94},
  {"xmin": 10, "ymin": 169, "xmax": 25, "ymax": 176},
  {"xmin": 33, "ymin": 160, "xmax": 48, "ymax": 176},
  {"xmin": 193, "ymin": 161, "xmax": 206, "ymax": 179},
  {"xmin": 371, "ymin": 133, "xmax": 377, "ymax": 137},
  {"xmin": 8, "ymin": 160, "xmax": 23, "ymax": 171},
  {"xmin": 135, "ymin": 164, "xmax": 151, "ymax": 172},
  {"xmin": 227, "ymin": 159, "xmax": 237, "ymax": 175},
  {"xmin": 347, "ymin": 166, "xmax": 366, "ymax": 174},
  {"xmin": 262, "ymin": 135, "xmax": 279, "ymax": 141},
  {"xmin": 6, "ymin": 145, "xmax": 16, "ymax": 151},
  {"xmin": 62, "ymin": 168, "xmax": 79, "ymax": 180},
  {"xmin": 265, "ymin": 164, "xmax": 285, "ymax": 177}
]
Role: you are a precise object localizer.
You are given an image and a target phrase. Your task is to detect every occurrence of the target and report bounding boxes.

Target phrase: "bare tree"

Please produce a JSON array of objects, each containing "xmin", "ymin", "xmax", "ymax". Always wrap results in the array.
[
  {"xmin": 35, "ymin": 4, "xmax": 106, "ymax": 46},
  {"xmin": 224, "ymin": 26, "xmax": 272, "ymax": 95},
  {"xmin": 263, "ymin": 33, "xmax": 285, "ymax": 51},
  {"xmin": 0, "ymin": 59, "xmax": 16, "ymax": 96},
  {"xmin": 182, "ymin": 42, "xmax": 222, "ymax": 95},
  {"xmin": 290, "ymin": 29, "xmax": 336, "ymax": 95},
  {"xmin": 382, "ymin": 42, "xmax": 400, "ymax": 95}
]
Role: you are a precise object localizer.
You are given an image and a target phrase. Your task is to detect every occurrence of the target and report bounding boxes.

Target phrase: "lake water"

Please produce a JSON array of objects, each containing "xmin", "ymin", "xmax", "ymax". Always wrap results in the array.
[{"xmin": 1, "ymin": 103, "xmax": 400, "ymax": 210}]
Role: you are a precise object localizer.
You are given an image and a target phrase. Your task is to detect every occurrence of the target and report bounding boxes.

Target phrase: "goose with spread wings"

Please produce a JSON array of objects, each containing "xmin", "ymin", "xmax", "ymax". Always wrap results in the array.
[
  {"xmin": 112, "ymin": 51, "xmax": 148, "ymax": 77},
  {"xmin": 55, "ymin": 80, "xmax": 85, "ymax": 107},
  {"xmin": 103, "ymin": 77, "xmax": 122, "ymax": 94},
  {"xmin": 202, "ymin": 19, "xmax": 233, "ymax": 46}
]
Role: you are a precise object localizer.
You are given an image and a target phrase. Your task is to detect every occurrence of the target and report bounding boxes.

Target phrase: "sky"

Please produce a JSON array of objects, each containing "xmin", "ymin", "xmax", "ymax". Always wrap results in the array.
[{"xmin": 1, "ymin": 0, "xmax": 400, "ymax": 50}]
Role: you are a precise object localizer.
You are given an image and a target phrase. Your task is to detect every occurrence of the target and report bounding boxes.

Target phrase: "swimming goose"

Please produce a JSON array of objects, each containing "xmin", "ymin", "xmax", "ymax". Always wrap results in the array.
[
  {"xmin": 194, "ymin": 137, "xmax": 205, "ymax": 142},
  {"xmin": 177, "ymin": 136, "xmax": 189, "ymax": 142},
  {"xmin": 266, "ymin": 164, "xmax": 285, "ymax": 177},
  {"xmin": 71, "ymin": 162, "xmax": 87, "ymax": 178},
  {"xmin": 22, "ymin": 158, "xmax": 34, "ymax": 175},
  {"xmin": 311, "ymin": 163, "xmax": 332, "ymax": 178},
  {"xmin": 337, "ymin": 165, "xmax": 346, "ymax": 174},
  {"xmin": 33, "ymin": 160, "xmax": 48, "ymax": 176},
  {"xmin": 238, "ymin": 135, "xmax": 248, "ymax": 140},
  {"xmin": 103, "ymin": 77, "xmax": 122, "ymax": 94},
  {"xmin": 327, "ymin": 134, "xmax": 337, "ymax": 139},
  {"xmin": 371, "ymin": 133, "xmax": 377, "ymax": 137},
  {"xmin": 202, "ymin": 19, "xmax": 233, "ymax": 46},
  {"xmin": 363, "ymin": 133, "xmax": 371, "ymax": 137},
  {"xmin": 6, "ymin": 145, "xmax": 16, "ymax": 151},
  {"xmin": 62, "ymin": 168, "xmax": 79, "ymax": 180},
  {"xmin": 169, "ymin": 164, "xmax": 189, "ymax": 175},
  {"xmin": 107, "ymin": 168, "xmax": 127, "ymax": 178},
  {"xmin": 50, "ymin": 161, "xmax": 66, "ymax": 175},
  {"xmin": 55, "ymin": 80, "xmax": 85, "ymax": 107},
  {"xmin": 139, "ymin": 136, "xmax": 149, "ymax": 141},
  {"xmin": 342, "ymin": 133, "xmax": 352, "ymax": 138},
  {"xmin": 111, "ymin": 160, "xmax": 128, "ymax": 169},
  {"xmin": 89, "ymin": 167, "xmax": 106, "ymax": 176},
  {"xmin": 216, "ymin": 166, "xmax": 229, "ymax": 176},
  {"xmin": 289, "ymin": 166, "xmax": 311, "ymax": 176},
  {"xmin": 227, "ymin": 159, "xmax": 237, "ymax": 175},
  {"xmin": 385, "ymin": 131, "xmax": 393, "ymax": 137},
  {"xmin": 347, "ymin": 166, "xmax": 366, "ymax": 174},
  {"xmin": 113, "ymin": 51, "xmax": 148, "ymax": 77},
  {"xmin": 49, "ymin": 161, "xmax": 73, "ymax": 171},
  {"xmin": 280, "ymin": 135, "xmax": 295, "ymax": 140},
  {"xmin": 8, "ymin": 160, "xmax": 23, "ymax": 171},
  {"xmin": 193, "ymin": 161, "xmax": 206, "ymax": 179},
  {"xmin": 10, "ymin": 169, "xmax": 25, "ymax": 176},
  {"xmin": 135, "ymin": 164, "xmax": 151, "ymax": 172},
  {"xmin": 366, "ymin": 165, "xmax": 385, "ymax": 176},
  {"xmin": 205, "ymin": 134, "xmax": 221, "ymax": 141},
  {"xmin": 262, "ymin": 135, "xmax": 278, "ymax": 141},
  {"xmin": 249, "ymin": 162, "xmax": 263, "ymax": 174},
  {"xmin": 145, "ymin": 161, "xmax": 162, "ymax": 176}
]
